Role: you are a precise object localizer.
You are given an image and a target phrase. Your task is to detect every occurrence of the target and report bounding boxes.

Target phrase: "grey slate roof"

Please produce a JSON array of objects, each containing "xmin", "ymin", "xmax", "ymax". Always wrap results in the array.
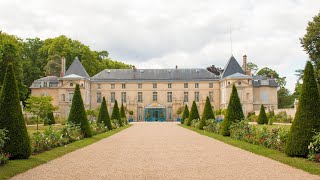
[
  {"xmin": 221, "ymin": 56, "xmax": 245, "ymax": 78},
  {"xmin": 65, "ymin": 57, "xmax": 90, "ymax": 78},
  {"xmin": 252, "ymin": 75, "xmax": 278, "ymax": 87},
  {"xmin": 91, "ymin": 69, "xmax": 220, "ymax": 81}
]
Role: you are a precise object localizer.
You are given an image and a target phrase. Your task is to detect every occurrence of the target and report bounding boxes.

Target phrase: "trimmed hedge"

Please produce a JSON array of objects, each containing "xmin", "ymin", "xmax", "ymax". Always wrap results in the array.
[
  {"xmin": 257, "ymin": 104, "xmax": 268, "ymax": 124},
  {"xmin": 111, "ymin": 100, "xmax": 122, "ymax": 127},
  {"xmin": 97, "ymin": 97, "xmax": 112, "ymax": 130},
  {"xmin": 67, "ymin": 84, "xmax": 92, "ymax": 137},
  {"xmin": 186, "ymin": 101, "xmax": 200, "ymax": 126},
  {"xmin": 0, "ymin": 64, "xmax": 31, "ymax": 159},
  {"xmin": 181, "ymin": 105, "xmax": 189, "ymax": 124},
  {"xmin": 285, "ymin": 61, "xmax": 320, "ymax": 157},
  {"xmin": 199, "ymin": 96, "xmax": 215, "ymax": 129},
  {"xmin": 221, "ymin": 84, "xmax": 244, "ymax": 136}
]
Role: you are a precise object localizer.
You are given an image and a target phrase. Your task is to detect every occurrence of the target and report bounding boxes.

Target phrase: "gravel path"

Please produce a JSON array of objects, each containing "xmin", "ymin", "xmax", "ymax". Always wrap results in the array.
[{"xmin": 13, "ymin": 122, "xmax": 319, "ymax": 180}]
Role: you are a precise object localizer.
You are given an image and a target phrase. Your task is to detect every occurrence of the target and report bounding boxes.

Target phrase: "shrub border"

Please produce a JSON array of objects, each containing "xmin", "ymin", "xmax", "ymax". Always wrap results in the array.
[
  {"xmin": 0, "ymin": 125, "xmax": 132, "ymax": 180},
  {"xmin": 179, "ymin": 124, "xmax": 320, "ymax": 175}
]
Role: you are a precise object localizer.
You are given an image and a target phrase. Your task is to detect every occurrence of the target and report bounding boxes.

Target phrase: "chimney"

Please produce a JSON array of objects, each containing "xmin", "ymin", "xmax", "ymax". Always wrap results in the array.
[
  {"xmin": 60, "ymin": 57, "xmax": 66, "ymax": 77},
  {"xmin": 175, "ymin": 65, "xmax": 178, "ymax": 69},
  {"xmin": 242, "ymin": 55, "xmax": 247, "ymax": 72}
]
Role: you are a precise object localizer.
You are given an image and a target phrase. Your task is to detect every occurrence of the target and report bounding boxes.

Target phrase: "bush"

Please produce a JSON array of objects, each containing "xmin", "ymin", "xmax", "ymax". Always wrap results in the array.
[
  {"xmin": 97, "ymin": 97, "xmax": 112, "ymax": 130},
  {"xmin": 111, "ymin": 119, "xmax": 120, "ymax": 129},
  {"xmin": 120, "ymin": 103, "xmax": 127, "ymax": 120},
  {"xmin": 308, "ymin": 132, "xmax": 320, "ymax": 162},
  {"xmin": 221, "ymin": 85, "xmax": 244, "ymax": 136},
  {"xmin": 203, "ymin": 120, "xmax": 222, "ymax": 134},
  {"xmin": 111, "ymin": 100, "xmax": 122, "ymax": 127},
  {"xmin": 44, "ymin": 112, "xmax": 55, "ymax": 125},
  {"xmin": 90, "ymin": 122, "xmax": 107, "ymax": 135},
  {"xmin": 247, "ymin": 114, "xmax": 257, "ymax": 122},
  {"xmin": 0, "ymin": 64, "xmax": 31, "ymax": 159},
  {"xmin": 285, "ymin": 61, "xmax": 320, "ymax": 157},
  {"xmin": 186, "ymin": 101, "xmax": 200, "ymax": 126},
  {"xmin": 67, "ymin": 84, "xmax": 92, "ymax": 137},
  {"xmin": 190, "ymin": 119, "xmax": 200, "ymax": 128},
  {"xmin": 257, "ymin": 105, "xmax": 268, "ymax": 124},
  {"xmin": 181, "ymin": 105, "xmax": 189, "ymax": 124},
  {"xmin": 199, "ymin": 97, "xmax": 215, "ymax": 130},
  {"xmin": 0, "ymin": 129, "xmax": 9, "ymax": 165}
]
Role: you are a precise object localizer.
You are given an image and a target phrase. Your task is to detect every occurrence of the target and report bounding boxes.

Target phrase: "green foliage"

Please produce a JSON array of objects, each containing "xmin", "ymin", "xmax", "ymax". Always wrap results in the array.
[
  {"xmin": 0, "ymin": 64, "xmax": 31, "ymax": 159},
  {"xmin": 111, "ymin": 100, "xmax": 122, "ymax": 126},
  {"xmin": 199, "ymin": 97, "xmax": 215, "ymax": 130},
  {"xmin": 257, "ymin": 105, "xmax": 268, "ymax": 124},
  {"xmin": 90, "ymin": 122, "xmax": 107, "ymax": 135},
  {"xmin": 120, "ymin": 103, "xmax": 126, "ymax": 119},
  {"xmin": 221, "ymin": 85, "xmax": 244, "ymax": 136},
  {"xmin": 181, "ymin": 105, "xmax": 189, "ymax": 124},
  {"xmin": 67, "ymin": 84, "xmax": 92, "ymax": 137},
  {"xmin": 285, "ymin": 61, "xmax": 320, "ymax": 157},
  {"xmin": 44, "ymin": 54, "xmax": 61, "ymax": 76},
  {"xmin": 186, "ymin": 101, "xmax": 200, "ymax": 126},
  {"xmin": 0, "ymin": 129, "xmax": 9, "ymax": 165},
  {"xmin": 308, "ymin": 132, "xmax": 320, "ymax": 161},
  {"xmin": 44, "ymin": 112, "xmax": 55, "ymax": 125},
  {"xmin": 278, "ymin": 87, "xmax": 295, "ymax": 108},
  {"xmin": 97, "ymin": 97, "xmax": 112, "ymax": 130}
]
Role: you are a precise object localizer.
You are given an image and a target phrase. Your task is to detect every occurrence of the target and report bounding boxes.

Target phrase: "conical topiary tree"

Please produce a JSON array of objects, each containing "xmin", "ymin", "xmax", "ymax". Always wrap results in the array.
[
  {"xmin": 181, "ymin": 104, "xmax": 189, "ymax": 124},
  {"xmin": 67, "ymin": 84, "xmax": 92, "ymax": 137},
  {"xmin": 199, "ymin": 96, "xmax": 215, "ymax": 130},
  {"xmin": 111, "ymin": 100, "xmax": 122, "ymax": 126},
  {"xmin": 0, "ymin": 64, "xmax": 31, "ymax": 159},
  {"xmin": 257, "ymin": 104, "xmax": 267, "ymax": 124},
  {"xmin": 120, "ymin": 103, "xmax": 127, "ymax": 124},
  {"xmin": 44, "ymin": 111, "xmax": 55, "ymax": 125},
  {"xmin": 97, "ymin": 97, "xmax": 112, "ymax": 130},
  {"xmin": 221, "ymin": 84, "xmax": 244, "ymax": 136},
  {"xmin": 285, "ymin": 61, "xmax": 320, "ymax": 157},
  {"xmin": 186, "ymin": 101, "xmax": 200, "ymax": 126}
]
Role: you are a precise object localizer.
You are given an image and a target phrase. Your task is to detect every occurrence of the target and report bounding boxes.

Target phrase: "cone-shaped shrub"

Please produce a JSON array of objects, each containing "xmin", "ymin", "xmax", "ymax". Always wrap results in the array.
[
  {"xmin": 199, "ymin": 96, "xmax": 215, "ymax": 129},
  {"xmin": 111, "ymin": 100, "xmax": 122, "ymax": 126},
  {"xmin": 285, "ymin": 61, "xmax": 320, "ymax": 157},
  {"xmin": 186, "ymin": 101, "xmax": 200, "ymax": 126},
  {"xmin": 181, "ymin": 105, "xmax": 189, "ymax": 124},
  {"xmin": 44, "ymin": 111, "xmax": 55, "ymax": 125},
  {"xmin": 221, "ymin": 85, "xmax": 244, "ymax": 136},
  {"xmin": 97, "ymin": 97, "xmax": 112, "ymax": 130},
  {"xmin": 0, "ymin": 64, "xmax": 31, "ymax": 159},
  {"xmin": 257, "ymin": 104, "xmax": 268, "ymax": 124},
  {"xmin": 120, "ymin": 103, "xmax": 127, "ymax": 125},
  {"xmin": 67, "ymin": 84, "xmax": 92, "ymax": 137}
]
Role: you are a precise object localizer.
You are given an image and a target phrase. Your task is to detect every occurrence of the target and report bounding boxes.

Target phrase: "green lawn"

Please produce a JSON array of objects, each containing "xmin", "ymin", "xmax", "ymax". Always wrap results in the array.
[
  {"xmin": 0, "ymin": 125, "xmax": 132, "ymax": 180},
  {"xmin": 179, "ymin": 124, "xmax": 320, "ymax": 176},
  {"xmin": 27, "ymin": 124, "xmax": 64, "ymax": 134}
]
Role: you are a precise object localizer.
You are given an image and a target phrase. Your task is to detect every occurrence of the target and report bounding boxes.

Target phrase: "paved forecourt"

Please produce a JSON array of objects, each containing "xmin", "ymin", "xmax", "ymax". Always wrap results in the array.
[{"xmin": 13, "ymin": 122, "xmax": 319, "ymax": 179}]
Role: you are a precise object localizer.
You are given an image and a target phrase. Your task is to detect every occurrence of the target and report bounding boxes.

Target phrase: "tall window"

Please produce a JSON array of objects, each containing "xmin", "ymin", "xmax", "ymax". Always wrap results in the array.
[
  {"xmin": 97, "ymin": 84, "xmax": 101, "ymax": 89},
  {"xmin": 167, "ymin": 92, "xmax": 172, "ymax": 102},
  {"xmin": 168, "ymin": 107, "xmax": 172, "ymax": 120},
  {"xmin": 111, "ymin": 84, "xmax": 115, "ymax": 89},
  {"xmin": 195, "ymin": 92, "xmax": 200, "ymax": 102},
  {"xmin": 96, "ymin": 92, "xmax": 102, "ymax": 103},
  {"xmin": 111, "ymin": 92, "xmax": 115, "ymax": 103},
  {"xmin": 153, "ymin": 83, "xmax": 157, "ymax": 88},
  {"xmin": 153, "ymin": 92, "xmax": 158, "ymax": 101},
  {"xmin": 138, "ymin": 83, "xmax": 142, "ymax": 89},
  {"xmin": 138, "ymin": 92, "xmax": 143, "ymax": 103},
  {"xmin": 184, "ymin": 83, "xmax": 188, "ymax": 88},
  {"xmin": 209, "ymin": 91, "xmax": 214, "ymax": 102},
  {"xmin": 122, "ymin": 84, "xmax": 126, "ymax": 89},
  {"xmin": 168, "ymin": 83, "xmax": 172, "ymax": 88},
  {"xmin": 195, "ymin": 83, "xmax": 199, "ymax": 88},
  {"xmin": 121, "ymin": 92, "xmax": 126, "ymax": 103},
  {"xmin": 209, "ymin": 83, "xmax": 213, "ymax": 88},
  {"xmin": 138, "ymin": 107, "xmax": 143, "ymax": 121},
  {"xmin": 68, "ymin": 92, "xmax": 74, "ymax": 102},
  {"xmin": 184, "ymin": 92, "xmax": 188, "ymax": 103}
]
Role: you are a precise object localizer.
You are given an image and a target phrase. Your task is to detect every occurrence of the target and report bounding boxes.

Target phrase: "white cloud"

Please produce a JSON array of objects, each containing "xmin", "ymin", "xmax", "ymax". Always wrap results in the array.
[{"xmin": 0, "ymin": 0, "xmax": 319, "ymax": 92}]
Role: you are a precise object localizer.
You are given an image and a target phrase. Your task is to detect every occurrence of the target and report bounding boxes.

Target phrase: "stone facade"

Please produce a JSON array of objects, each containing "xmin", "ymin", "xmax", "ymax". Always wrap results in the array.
[{"xmin": 30, "ymin": 55, "xmax": 278, "ymax": 121}]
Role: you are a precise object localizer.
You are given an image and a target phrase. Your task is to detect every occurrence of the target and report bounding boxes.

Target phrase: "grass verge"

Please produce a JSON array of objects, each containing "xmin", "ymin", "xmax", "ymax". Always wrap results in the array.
[
  {"xmin": 0, "ymin": 125, "xmax": 131, "ymax": 180},
  {"xmin": 179, "ymin": 124, "xmax": 320, "ymax": 175}
]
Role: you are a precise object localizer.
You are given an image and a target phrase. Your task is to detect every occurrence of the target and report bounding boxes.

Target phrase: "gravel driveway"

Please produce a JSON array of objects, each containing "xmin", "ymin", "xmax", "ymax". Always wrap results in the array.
[{"xmin": 12, "ymin": 122, "xmax": 319, "ymax": 180}]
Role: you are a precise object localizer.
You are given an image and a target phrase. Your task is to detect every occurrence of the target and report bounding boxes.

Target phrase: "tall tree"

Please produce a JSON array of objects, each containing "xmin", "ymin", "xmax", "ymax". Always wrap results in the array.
[
  {"xmin": 67, "ymin": 84, "xmax": 92, "ymax": 137},
  {"xmin": 221, "ymin": 85, "xmax": 244, "ymax": 136},
  {"xmin": 257, "ymin": 104, "xmax": 268, "ymax": 124},
  {"xmin": 247, "ymin": 62, "xmax": 258, "ymax": 75},
  {"xmin": 198, "ymin": 97, "xmax": 215, "ymax": 130},
  {"xmin": 0, "ymin": 64, "xmax": 31, "ymax": 159},
  {"xmin": 97, "ymin": 97, "xmax": 112, "ymax": 130},
  {"xmin": 44, "ymin": 54, "xmax": 61, "ymax": 76},
  {"xmin": 111, "ymin": 100, "xmax": 122, "ymax": 126},
  {"xmin": 300, "ymin": 12, "xmax": 320, "ymax": 88},
  {"xmin": 186, "ymin": 101, "xmax": 200, "ymax": 126},
  {"xmin": 285, "ymin": 61, "xmax": 320, "ymax": 157},
  {"xmin": 181, "ymin": 105, "xmax": 189, "ymax": 124}
]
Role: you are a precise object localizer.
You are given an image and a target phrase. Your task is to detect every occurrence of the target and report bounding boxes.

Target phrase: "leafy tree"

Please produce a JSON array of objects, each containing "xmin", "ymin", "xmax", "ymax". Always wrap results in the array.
[
  {"xmin": 206, "ymin": 65, "xmax": 223, "ymax": 76},
  {"xmin": 111, "ymin": 100, "xmax": 122, "ymax": 126},
  {"xmin": 300, "ymin": 12, "xmax": 320, "ymax": 88},
  {"xmin": 221, "ymin": 85, "xmax": 244, "ymax": 136},
  {"xmin": 186, "ymin": 101, "xmax": 200, "ymax": 126},
  {"xmin": 292, "ymin": 81, "xmax": 302, "ymax": 100},
  {"xmin": 277, "ymin": 87, "xmax": 294, "ymax": 108},
  {"xmin": 25, "ymin": 96, "xmax": 58, "ymax": 130},
  {"xmin": 67, "ymin": 84, "xmax": 92, "ymax": 137},
  {"xmin": 176, "ymin": 106, "xmax": 183, "ymax": 118},
  {"xmin": 199, "ymin": 97, "xmax": 215, "ymax": 129},
  {"xmin": 257, "ymin": 105, "xmax": 268, "ymax": 124},
  {"xmin": 181, "ymin": 105, "xmax": 189, "ymax": 124},
  {"xmin": 257, "ymin": 67, "xmax": 286, "ymax": 88},
  {"xmin": 44, "ymin": 54, "xmax": 61, "ymax": 76},
  {"xmin": 97, "ymin": 97, "xmax": 112, "ymax": 130},
  {"xmin": 285, "ymin": 61, "xmax": 320, "ymax": 157},
  {"xmin": 247, "ymin": 62, "xmax": 258, "ymax": 75},
  {"xmin": 0, "ymin": 64, "xmax": 31, "ymax": 159}
]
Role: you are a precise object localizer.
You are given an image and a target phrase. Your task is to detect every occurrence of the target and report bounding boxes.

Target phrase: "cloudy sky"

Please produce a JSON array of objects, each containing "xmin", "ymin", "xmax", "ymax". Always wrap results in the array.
[{"xmin": 1, "ymin": 0, "xmax": 319, "ymax": 91}]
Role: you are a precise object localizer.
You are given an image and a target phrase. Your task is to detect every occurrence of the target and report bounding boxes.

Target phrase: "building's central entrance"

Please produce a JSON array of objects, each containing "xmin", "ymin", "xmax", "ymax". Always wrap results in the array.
[{"xmin": 144, "ymin": 103, "xmax": 166, "ymax": 122}]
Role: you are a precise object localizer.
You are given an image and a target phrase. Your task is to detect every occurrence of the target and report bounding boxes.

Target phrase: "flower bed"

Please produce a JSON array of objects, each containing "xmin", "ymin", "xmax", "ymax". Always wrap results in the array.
[{"xmin": 0, "ymin": 129, "xmax": 9, "ymax": 165}]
